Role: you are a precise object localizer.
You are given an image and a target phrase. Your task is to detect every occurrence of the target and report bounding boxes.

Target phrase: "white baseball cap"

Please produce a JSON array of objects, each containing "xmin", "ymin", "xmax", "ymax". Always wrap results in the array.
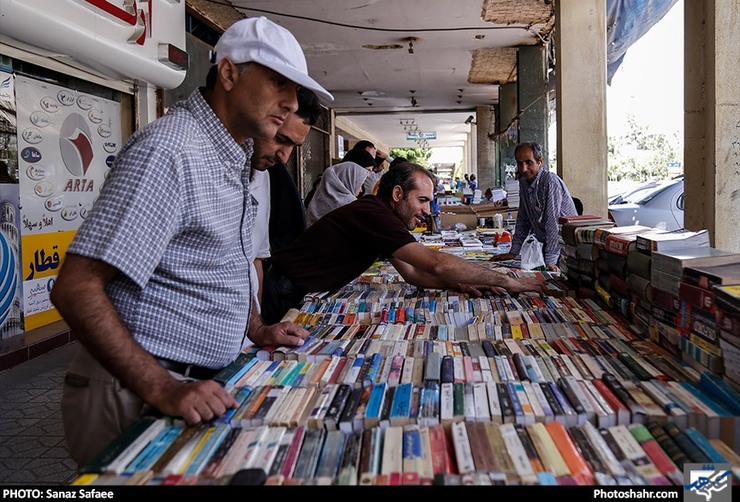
[{"xmin": 212, "ymin": 16, "xmax": 334, "ymax": 102}]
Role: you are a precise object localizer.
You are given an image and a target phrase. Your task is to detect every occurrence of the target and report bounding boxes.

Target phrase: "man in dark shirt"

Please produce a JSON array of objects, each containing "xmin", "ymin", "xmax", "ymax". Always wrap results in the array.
[{"xmin": 262, "ymin": 162, "xmax": 547, "ymax": 323}]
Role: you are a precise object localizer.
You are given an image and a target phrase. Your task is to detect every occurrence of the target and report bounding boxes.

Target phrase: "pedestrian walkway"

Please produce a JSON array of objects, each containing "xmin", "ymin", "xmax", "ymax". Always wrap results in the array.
[{"xmin": 0, "ymin": 341, "xmax": 78, "ymax": 485}]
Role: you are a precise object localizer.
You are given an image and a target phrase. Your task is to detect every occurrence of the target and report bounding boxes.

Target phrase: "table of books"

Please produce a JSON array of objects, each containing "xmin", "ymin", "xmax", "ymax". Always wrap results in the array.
[{"xmin": 72, "ymin": 230, "xmax": 740, "ymax": 487}]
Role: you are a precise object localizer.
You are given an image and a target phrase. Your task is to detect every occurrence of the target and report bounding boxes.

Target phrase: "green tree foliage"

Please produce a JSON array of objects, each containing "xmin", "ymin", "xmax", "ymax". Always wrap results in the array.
[
  {"xmin": 389, "ymin": 147, "xmax": 432, "ymax": 167},
  {"xmin": 608, "ymin": 114, "xmax": 681, "ymax": 181}
]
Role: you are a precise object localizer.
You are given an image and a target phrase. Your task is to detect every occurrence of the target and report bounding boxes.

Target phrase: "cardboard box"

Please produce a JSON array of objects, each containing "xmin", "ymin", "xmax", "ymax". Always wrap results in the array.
[
  {"xmin": 440, "ymin": 212, "xmax": 478, "ymax": 229},
  {"xmin": 439, "ymin": 205, "xmax": 478, "ymax": 229},
  {"xmin": 438, "ymin": 204, "xmax": 517, "ymax": 229}
]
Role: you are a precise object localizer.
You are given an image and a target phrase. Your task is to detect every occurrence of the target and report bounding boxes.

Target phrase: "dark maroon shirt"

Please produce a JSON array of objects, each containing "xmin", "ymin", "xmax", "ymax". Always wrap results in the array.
[{"xmin": 270, "ymin": 196, "xmax": 417, "ymax": 292}]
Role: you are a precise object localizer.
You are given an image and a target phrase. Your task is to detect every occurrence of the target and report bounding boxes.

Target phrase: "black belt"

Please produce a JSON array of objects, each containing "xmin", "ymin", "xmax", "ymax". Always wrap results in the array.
[{"xmin": 156, "ymin": 357, "xmax": 220, "ymax": 380}]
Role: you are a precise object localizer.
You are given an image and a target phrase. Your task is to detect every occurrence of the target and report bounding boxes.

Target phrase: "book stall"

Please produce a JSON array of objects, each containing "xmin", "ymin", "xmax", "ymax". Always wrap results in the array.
[{"xmin": 70, "ymin": 219, "xmax": 740, "ymax": 488}]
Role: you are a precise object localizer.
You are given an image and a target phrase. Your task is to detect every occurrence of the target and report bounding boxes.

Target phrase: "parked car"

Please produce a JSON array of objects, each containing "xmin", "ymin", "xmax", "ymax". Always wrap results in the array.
[
  {"xmin": 607, "ymin": 177, "xmax": 684, "ymax": 231},
  {"xmin": 607, "ymin": 180, "xmax": 661, "ymax": 205}
]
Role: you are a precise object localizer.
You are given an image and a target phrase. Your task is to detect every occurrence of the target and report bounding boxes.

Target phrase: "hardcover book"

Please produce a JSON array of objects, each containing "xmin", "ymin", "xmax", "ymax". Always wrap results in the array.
[
  {"xmin": 651, "ymin": 246, "xmax": 740, "ymax": 278},
  {"xmin": 635, "ymin": 229, "xmax": 709, "ymax": 254},
  {"xmin": 684, "ymin": 261, "xmax": 740, "ymax": 290}
]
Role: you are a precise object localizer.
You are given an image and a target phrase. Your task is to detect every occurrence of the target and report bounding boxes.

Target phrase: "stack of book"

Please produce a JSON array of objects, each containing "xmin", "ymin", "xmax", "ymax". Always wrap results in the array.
[
  {"xmin": 505, "ymin": 179, "xmax": 519, "ymax": 209},
  {"xmin": 558, "ymin": 215, "xmax": 615, "ymax": 300},
  {"xmin": 70, "ymin": 274, "xmax": 740, "ymax": 485},
  {"xmin": 68, "ymin": 226, "xmax": 740, "ymax": 487},
  {"xmin": 635, "ymin": 229, "xmax": 710, "ymax": 255},
  {"xmin": 714, "ymin": 284, "xmax": 740, "ymax": 392}
]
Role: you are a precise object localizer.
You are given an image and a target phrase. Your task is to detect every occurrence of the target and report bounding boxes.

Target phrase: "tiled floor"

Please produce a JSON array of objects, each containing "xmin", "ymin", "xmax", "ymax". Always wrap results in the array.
[{"xmin": 0, "ymin": 341, "xmax": 78, "ymax": 485}]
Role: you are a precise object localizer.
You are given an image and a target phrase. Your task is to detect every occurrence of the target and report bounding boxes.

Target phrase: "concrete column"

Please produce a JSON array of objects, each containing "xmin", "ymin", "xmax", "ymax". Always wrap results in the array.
[
  {"xmin": 475, "ymin": 105, "xmax": 496, "ymax": 190},
  {"xmin": 684, "ymin": 0, "xmax": 740, "ymax": 252},
  {"xmin": 135, "ymin": 83, "xmax": 158, "ymax": 128},
  {"xmin": 555, "ymin": 0, "xmax": 608, "ymax": 218},
  {"xmin": 517, "ymin": 45, "xmax": 549, "ymax": 153},
  {"xmin": 498, "ymin": 82, "xmax": 518, "ymax": 183}
]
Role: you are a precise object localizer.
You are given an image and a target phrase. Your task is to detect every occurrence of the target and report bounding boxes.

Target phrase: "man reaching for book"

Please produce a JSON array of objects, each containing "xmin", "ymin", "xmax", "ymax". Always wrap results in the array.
[{"xmin": 261, "ymin": 162, "xmax": 547, "ymax": 323}]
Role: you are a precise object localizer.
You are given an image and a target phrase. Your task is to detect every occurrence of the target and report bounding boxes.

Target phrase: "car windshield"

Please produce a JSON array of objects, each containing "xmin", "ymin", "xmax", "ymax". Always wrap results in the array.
[
  {"xmin": 616, "ymin": 183, "xmax": 660, "ymax": 204},
  {"xmin": 629, "ymin": 179, "xmax": 680, "ymax": 204}
]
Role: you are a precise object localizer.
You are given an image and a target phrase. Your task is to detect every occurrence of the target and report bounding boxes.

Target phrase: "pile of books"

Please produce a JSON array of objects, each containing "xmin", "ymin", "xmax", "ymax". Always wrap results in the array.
[
  {"xmin": 72, "ymin": 275, "xmax": 740, "ymax": 486},
  {"xmin": 70, "ymin": 223, "xmax": 740, "ymax": 487}
]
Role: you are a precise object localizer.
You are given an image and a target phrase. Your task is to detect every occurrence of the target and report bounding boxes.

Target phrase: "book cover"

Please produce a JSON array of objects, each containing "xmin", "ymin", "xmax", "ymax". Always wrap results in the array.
[
  {"xmin": 682, "ymin": 427, "xmax": 728, "ymax": 463},
  {"xmin": 568, "ymin": 425, "xmax": 617, "ymax": 485},
  {"xmin": 627, "ymin": 423, "xmax": 682, "ymax": 484},
  {"xmin": 499, "ymin": 422, "xmax": 538, "ymax": 484},
  {"xmin": 291, "ymin": 427, "xmax": 325, "ymax": 481},
  {"xmin": 358, "ymin": 427, "xmax": 382, "ymax": 485},
  {"xmin": 389, "ymin": 382, "xmax": 413, "ymax": 427},
  {"xmin": 714, "ymin": 283, "xmax": 740, "ymax": 315},
  {"xmin": 684, "ymin": 261, "xmax": 740, "ymax": 290},
  {"xmin": 545, "ymin": 420, "xmax": 595, "ymax": 485},
  {"xmin": 80, "ymin": 415, "xmax": 162, "ymax": 474},
  {"xmin": 679, "ymin": 381, "xmax": 739, "ymax": 451},
  {"xmin": 483, "ymin": 421, "xmax": 518, "ymax": 483},
  {"xmin": 651, "ymin": 246, "xmax": 740, "ymax": 278},
  {"xmin": 581, "ymin": 421, "xmax": 632, "ymax": 485},
  {"xmin": 464, "ymin": 421, "xmax": 499, "ymax": 474},
  {"xmin": 662, "ymin": 421, "xmax": 711, "ymax": 464},
  {"xmin": 606, "ymin": 424, "xmax": 671, "ymax": 485},
  {"xmin": 380, "ymin": 425, "xmax": 404, "ymax": 480},
  {"xmin": 635, "ymin": 229, "xmax": 710, "ymax": 254},
  {"xmin": 645, "ymin": 420, "xmax": 690, "ymax": 470},
  {"xmin": 314, "ymin": 429, "xmax": 346, "ymax": 482},
  {"xmin": 527, "ymin": 424, "xmax": 569, "ymax": 476},
  {"xmin": 428, "ymin": 424, "xmax": 455, "ymax": 476},
  {"xmin": 336, "ymin": 431, "xmax": 362, "ymax": 486},
  {"xmin": 698, "ymin": 370, "xmax": 740, "ymax": 414}
]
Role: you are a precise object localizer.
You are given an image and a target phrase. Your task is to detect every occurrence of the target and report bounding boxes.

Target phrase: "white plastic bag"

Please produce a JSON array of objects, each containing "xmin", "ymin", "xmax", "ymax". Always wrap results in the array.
[{"xmin": 520, "ymin": 234, "xmax": 546, "ymax": 270}]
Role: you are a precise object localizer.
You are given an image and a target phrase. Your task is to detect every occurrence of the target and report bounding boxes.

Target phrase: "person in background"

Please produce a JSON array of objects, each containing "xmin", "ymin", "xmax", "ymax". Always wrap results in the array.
[
  {"xmin": 468, "ymin": 173, "xmax": 478, "ymax": 191},
  {"xmin": 337, "ymin": 147, "xmax": 377, "ymax": 195},
  {"xmin": 303, "ymin": 174, "xmax": 322, "ymax": 209},
  {"xmin": 248, "ymin": 87, "xmax": 322, "ymax": 311},
  {"xmin": 261, "ymin": 162, "xmax": 546, "ymax": 323},
  {"xmin": 572, "ymin": 197, "xmax": 584, "ymax": 215},
  {"xmin": 343, "ymin": 141, "xmax": 387, "ymax": 196},
  {"xmin": 268, "ymin": 164, "xmax": 306, "ymax": 253},
  {"xmin": 49, "ymin": 16, "xmax": 332, "ymax": 467},
  {"xmin": 389, "ymin": 156, "xmax": 407, "ymax": 170},
  {"xmin": 348, "ymin": 139, "xmax": 392, "ymax": 168},
  {"xmin": 305, "ymin": 159, "xmax": 370, "ymax": 226},
  {"xmin": 362, "ymin": 158, "xmax": 385, "ymax": 196},
  {"xmin": 491, "ymin": 141, "xmax": 576, "ymax": 272},
  {"xmin": 0, "ymin": 161, "xmax": 16, "ymax": 183},
  {"xmin": 368, "ymin": 155, "xmax": 408, "ymax": 196},
  {"xmin": 454, "ymin": 176, "xmax": 463, "ymax": 192}
]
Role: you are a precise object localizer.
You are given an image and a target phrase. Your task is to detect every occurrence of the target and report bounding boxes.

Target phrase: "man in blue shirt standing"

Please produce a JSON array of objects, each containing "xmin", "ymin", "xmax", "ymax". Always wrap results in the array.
[
  {"xmin": 50, "ymin": 17, "xmax": 333, "ymax": 467},
  {"xmin": 491, "ymin": 141, "xmax": 577, "ymax": 272}
]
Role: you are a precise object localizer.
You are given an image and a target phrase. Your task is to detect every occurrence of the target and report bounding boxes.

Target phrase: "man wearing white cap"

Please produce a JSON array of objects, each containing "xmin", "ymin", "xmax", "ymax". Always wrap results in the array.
[{"xmin": 51, "ymin": 16, "xmax": 333, "ymax": 467}]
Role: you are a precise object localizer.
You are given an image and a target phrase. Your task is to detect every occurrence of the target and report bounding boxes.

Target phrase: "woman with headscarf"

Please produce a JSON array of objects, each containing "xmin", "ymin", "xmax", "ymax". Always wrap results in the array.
[{"xmin": 306, "ymin": 161, "xmax": 370, "ymax": 226}]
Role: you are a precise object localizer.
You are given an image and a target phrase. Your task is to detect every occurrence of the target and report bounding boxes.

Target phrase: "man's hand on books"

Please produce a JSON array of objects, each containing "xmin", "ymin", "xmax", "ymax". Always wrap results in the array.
[
  {"xmin": 547, "ymin": 263, "xmax": 561, "ymax": 273},
  {"xmin": 504, "ymin": 275, "xmax": 546, "ymax": 296},
  {"xmin": 153, "ymin": 379, "xmax": 238, "ymax": 426},
  {"xmin": 249, "ymin": 322, "xmax": 309, "ymax": 348},
  {"xmin": 454, "ymin": 283, "xmax": 507, "ymax": 297}
]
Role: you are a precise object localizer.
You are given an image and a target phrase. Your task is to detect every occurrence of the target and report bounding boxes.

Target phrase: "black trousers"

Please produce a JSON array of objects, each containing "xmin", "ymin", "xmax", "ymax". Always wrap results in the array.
[{"xmin": 261, "ymin": 264, "xmax": 306, "ymax": 324}]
